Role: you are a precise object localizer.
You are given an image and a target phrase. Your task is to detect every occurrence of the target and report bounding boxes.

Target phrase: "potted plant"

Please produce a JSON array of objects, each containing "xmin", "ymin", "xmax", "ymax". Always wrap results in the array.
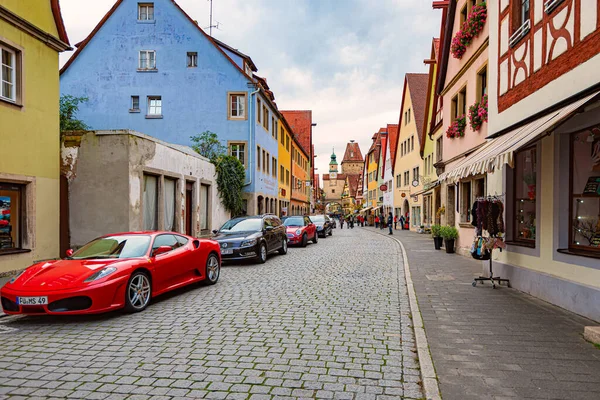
[
  {"xmin": 440, "ymin": 225, "xmax": 459, "ymax": 254},
  {"xmin": 431, "ymin": 224, "xmax": 443, "ymax": 250},
  {"xmin": 523, "ymin": 173, "xmax": 536, "ymax": 200}
]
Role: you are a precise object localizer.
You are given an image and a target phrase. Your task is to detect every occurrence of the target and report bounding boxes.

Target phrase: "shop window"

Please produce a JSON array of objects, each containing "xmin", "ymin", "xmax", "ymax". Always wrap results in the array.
[
  {"xmin": 143, "ymin": 174, "xmax": 158, "ymax": 230},
  {"xmin": 513, "ymin": 147, "xmax": 537, "ymax": 244},
  {"xmin": 570, "ymin": 130, "xmax": 600, "ymax": 253},
  {"xmin": 0, "ymin": 183, "xmax": 24, "ymax": 251}
]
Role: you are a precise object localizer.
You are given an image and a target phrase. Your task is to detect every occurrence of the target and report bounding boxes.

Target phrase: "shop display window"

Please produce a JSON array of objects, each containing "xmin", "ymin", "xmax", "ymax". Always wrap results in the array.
[
  {"xmin": 513, "ymin": 147, "xmax": 537, "ymax": 244},
  {"xmin": 570, "ymin": 130, "xmax": 600, "ymax": 253},
  {"xmin": 0, "ymin": 183, "xmax": 23, "ymax": 251}
]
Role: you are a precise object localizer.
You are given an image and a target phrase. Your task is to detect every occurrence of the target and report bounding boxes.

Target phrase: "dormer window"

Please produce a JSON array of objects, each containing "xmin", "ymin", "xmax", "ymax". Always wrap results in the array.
[
  {"xmin": 138, "ymin": 3, "xmax": 154, "ymax": 21},
  {"xmin": 244, "ymin": 62, "xmax": 252, "ymax": 76}
]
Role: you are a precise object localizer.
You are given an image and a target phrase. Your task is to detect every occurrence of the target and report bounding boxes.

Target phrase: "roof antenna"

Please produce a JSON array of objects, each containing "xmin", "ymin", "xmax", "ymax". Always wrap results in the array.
[{"xmin": 205, "ymin": 0, "xmax": 221, "ymax": 36}]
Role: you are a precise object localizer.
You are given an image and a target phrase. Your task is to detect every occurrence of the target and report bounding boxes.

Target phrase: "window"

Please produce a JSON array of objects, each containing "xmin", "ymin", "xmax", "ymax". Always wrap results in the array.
[
  {"xmin": 0, "ymin": 183, "xmax": 24, "ymax": 251},
  {"xmin": 163, "ymin": 178, "xmax": 176, "ymax": 231},
  {"xmin": 436, "ymin": 136, "xmax": 443, "ymax": 163},
  {"xmin": 460, "ymin": 181, "xmax": 472, "ymax": 223},
  {"xmin": 478, "ymin": 66, "xmax": 488, "ymax": 101},
  {"xmin": 460, "ymin": 4, "xmax": 468, "ymax": 25},
  {"xmin": 332, "ymin": 189, "xmax": 335, "ymax": 194},
  {"xmin": 413, "ymin": 166, "xmax": 419, "ymax": 182},
  {"xmin": 411, "ymin": 136, "xmax": 414, "ymax": 152},
  {"xmin": 407, "ymin": 108, "xmax": 411, "ymax": 124},
  {"xmin": 286, "ymin": 170, "xmax": 290, "ymax": 186},
  {"xmin": 139, "ymin": 50, "xmax": 156, "ymax": 70},
  {"xmin": 229, "ymin": 143, "xmax": 245, "ymax": 166},
  {"xmin": 519, "ymin": 0, "xmax": 530, "ymax": 28},
  {"xmin": 187, "ymin": 52, "xmax": 198, "ymax": 67},
  {"xmin": 452, "ymin": 87, "xmax": 467, "ymax": 121},
  {"xmin": 396, "ymin": 175, "xmax": 401, "ymax": 188},
  {"xmin": 262, "ymin": 150, "xmax": 267, "ymax": 173},
  {"xmin": 1, "ymin": 45, "xmax": 19, "ymax": 103},
  {"xmin": 280, "ymin": 127, "xmax": 285, "ymax": 144},
  {"xmin": 569, "ymin": 131, "xmax": 600, "ymax": 253},
  {"xmin": 228, "ymin": 93, "xmax": 246, "ymax": 120},
  {"xmin": 257, "ymin": 99, "xmax": 262, "ymax": 123},
  {"xmin": 286, "ymin": 134, "xmax": 290, "ymax": 151},
  {"xmin": 200, "ymin": 184, "xmax": 209, "ymax": 231},
  {"xmin": 138, "ymin": 3, "xmax": 154, "ymax": 21},
  {"xmin": 257, "ymin": 146, "xmax": 261, "ymax": 170},
  {"xmin": 147, "ymin": 96, "xmax": 162, "ymax": 116},
  {"xmin": 272, "ymin": 157, "xmax": 277, "ymax": 177},
  {"xmin": 143, "ymin": 174, "xmax": 158, "ymax": 230},
  {"xmin": 263, "ymin": 106, "xmax": 269, "ymax": 130},
  {"xmin": 272, "ymin": 117, "xmax": 276, "ymax": 138},
  {"xmin": 130, "ymin": 96, "xmax": 140, "ymax": 112},
  {"xmin": 280, "ymin": 165, "xmax": 285, "ymax": 183}
]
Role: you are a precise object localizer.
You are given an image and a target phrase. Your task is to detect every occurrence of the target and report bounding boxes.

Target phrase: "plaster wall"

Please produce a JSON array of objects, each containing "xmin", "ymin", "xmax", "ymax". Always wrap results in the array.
[
  {"xmin": 1, "ymin": 0, "xmax": 60, "ymax": 38},
  {"xmin": 252, "ymin": 95, "xmax": 279, "ymax": 199}
]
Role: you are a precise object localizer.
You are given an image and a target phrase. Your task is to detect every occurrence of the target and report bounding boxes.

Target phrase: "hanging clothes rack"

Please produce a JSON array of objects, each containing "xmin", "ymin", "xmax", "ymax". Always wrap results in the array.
[{"xmin": 471, "ymin": 194, "xmax": 510, "ymax": 289}]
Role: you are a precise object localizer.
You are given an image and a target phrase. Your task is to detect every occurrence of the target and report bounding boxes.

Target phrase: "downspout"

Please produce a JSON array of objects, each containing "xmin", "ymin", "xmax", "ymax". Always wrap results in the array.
[{"xmin": 245, "ymin": 85, "xmax": 261, "ymax": 187}]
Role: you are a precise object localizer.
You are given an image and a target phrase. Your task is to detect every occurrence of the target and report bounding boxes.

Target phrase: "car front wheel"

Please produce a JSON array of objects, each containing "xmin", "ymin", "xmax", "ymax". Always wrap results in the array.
[
  {"xmin": 257, "ymin": 242, "xmax": 268, "ymax": 263},
  {"xmin": 313, "ymin": 232, "xmax": 318, "ymax": 244},
  {"xmin": 124, "ymin": 271, "xmax": 152, "ymax": 313},
  {"xmin": 205, "ymin": 253, "xmax": 220, "ymax": 285},
  {"xmin": 301, "ymin": 234, "xmax": 308, "ymax": 247}
]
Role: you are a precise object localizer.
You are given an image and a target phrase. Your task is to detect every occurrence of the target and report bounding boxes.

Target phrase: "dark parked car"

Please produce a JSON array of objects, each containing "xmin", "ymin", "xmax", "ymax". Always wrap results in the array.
[
  {"xmin": 310, "ymin": 215, "xmax": 333, "ymax": 237},
  {"xmin": 282, "ymin": 216, "xmax": 318, "ymax": 247},
  {"xmin": 212, "ymin": 215, "xmax": 287, "ymax": 263}
]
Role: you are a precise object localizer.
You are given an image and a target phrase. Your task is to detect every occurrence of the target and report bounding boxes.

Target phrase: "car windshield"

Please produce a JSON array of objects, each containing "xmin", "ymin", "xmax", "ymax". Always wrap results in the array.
[
  {"xmin": 219, "ymin": 218, "xmax": 262, "ymax": 233},
  {"xmin": 283, "ymin": 217, "xmax": 304, "ymax": 227},
  {"xmin": 71, "ymin": 235, "xmax": 151, "ymax": 259},
  {"xmin": 310, "ymin": 216, "xmax": 325, "ymax": 223}
]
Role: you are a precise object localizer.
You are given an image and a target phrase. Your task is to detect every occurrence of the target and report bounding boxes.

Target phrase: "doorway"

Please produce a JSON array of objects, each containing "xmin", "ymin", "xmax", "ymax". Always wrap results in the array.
[{"xmin": 185, "ymin": 182, "xmax": 193, "ymax": 236}]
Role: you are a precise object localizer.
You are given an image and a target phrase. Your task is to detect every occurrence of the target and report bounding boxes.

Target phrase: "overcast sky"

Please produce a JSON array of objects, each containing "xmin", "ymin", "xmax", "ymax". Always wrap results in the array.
[{"xmin": 59, "ymin": 0, "xmax": 441, "ymax": 182}]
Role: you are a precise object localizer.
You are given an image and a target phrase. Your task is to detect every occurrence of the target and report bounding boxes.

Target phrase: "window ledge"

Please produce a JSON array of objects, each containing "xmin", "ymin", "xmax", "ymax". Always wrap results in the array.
[
  {"xmin": 0, "ymin": 249, "xmax": 32, "ymax": 256},
  {"xmin": 145, "ymin": 115, "xmax": 163, "ymax": 119},
  {"xmin": 137, "ymin": 69, "xmax": 158, "ymax": 73},
  {"xmin": 137, "ymin": 20, "xmax": 156, "ymax": 24},
  {"xmin": 505, "ymin": 240, "xmax": 535, "ymax": 249},
  {"xmin": 0, "ymin": 97, "xmax": 23, "ymax": 109},
  {"xmin": 129, "ymin": 109, "xmax": 141, "ymax": 113},
  {"xmin": 557, "ymin": 248, "xmax": 600, "ymax": 260},
  {"xmin": 459, "ymin": 223, "xmax": 475, "ymax": 229}
]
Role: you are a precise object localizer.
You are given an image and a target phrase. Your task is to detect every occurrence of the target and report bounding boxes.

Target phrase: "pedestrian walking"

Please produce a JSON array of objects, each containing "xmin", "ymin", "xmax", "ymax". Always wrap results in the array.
[
  {"xmin": 388, "ymin": 212, "xmax": 393, "ymax": 235},
  {"xmin": 340, "ymin": 217, "xmax": 344, "ymax": 229},
  {"xmin": 394, "ymin": 214, "xmax": 398, "ymax": 230},
  {"xmin": 380, "ymin": 215, "xmax": 385, "ymax": 230},
  {"xmin": 375, "ymin": 216, "xmax": 379, "ymax": 229},
  {"xmin": 399, "ymin": 215, "xmax": 405, "ymax": 230}
]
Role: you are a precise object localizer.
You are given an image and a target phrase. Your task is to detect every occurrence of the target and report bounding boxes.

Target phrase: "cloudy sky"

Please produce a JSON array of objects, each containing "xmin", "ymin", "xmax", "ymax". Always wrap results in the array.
[{"xmin": 59, "ymin": 0, "xmax": 441, "ymax": 181}]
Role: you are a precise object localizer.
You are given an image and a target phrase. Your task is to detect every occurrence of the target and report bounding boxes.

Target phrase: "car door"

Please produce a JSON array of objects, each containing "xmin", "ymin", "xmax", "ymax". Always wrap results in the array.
[
  {"xmin": 265, "ymin": 217, "xmax": 279, "ymax": 250},
  {"xmin": 305, "ymin": 216, "xmax": 316, "ymax": 239},
  {"xmin": 270, "ymin": 217, "xmax": 284, "ymax": 249},
  {"xmin": 151, "ymin": 234, "xmax": 188, "ymax": 292}
]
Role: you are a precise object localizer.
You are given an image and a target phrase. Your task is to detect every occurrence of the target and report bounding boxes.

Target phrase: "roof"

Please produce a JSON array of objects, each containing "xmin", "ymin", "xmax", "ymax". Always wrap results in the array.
[
  {"xmin": 421, "ymin": 38, "xmax": 441, "ymax": 157},
  {"xmin": 436, "ymin": 0, "xmax": 456, "ymax": 95},
  {"xmin": 433, "ymin": 38, "xmax": 440, "ymax": 60},
  {"xmin": 322, "ymin": 173, "xmax": 347, "ymax": 181},
  {"xmin": 386, "ymin": 124, "xmax": 399, "ymax": 175},
  {"xmin": 342, "ymin": 142, "xmax": 364, "ymax": 163},
  {"xmin": 60, "ymin": 0, "xmax": 251, "ymax": 79},
  {"xmin": 280, "ymin": 111, "xmax": 312, "ymax": 156},
  {"xmin": 211, "ymin": 37, "xmax": 257, "ymax": 72},
  {"xmin": 347, "ymin": 174, "xmax": 361, "ymax": 197},
  {"xmin": 51, "ymin": 0, "xmax": 70, "ymax": 44},
  {"xmin": 406, "ymin": 73, "xmax": 429, "ymax": 147}
]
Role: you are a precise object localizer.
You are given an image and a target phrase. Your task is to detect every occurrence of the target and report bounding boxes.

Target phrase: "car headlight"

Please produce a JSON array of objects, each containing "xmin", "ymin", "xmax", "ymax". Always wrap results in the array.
[
  {"xmin": 295, "ymin": 229, "xmax": 302, "ymax": 235},
  {"xmin": 9, "ymin": 270, "xmax": 26, "ymax": 284},
  {"xmin": 240, "ymin": 239, "xmax": 257, "ymax": 248},
  {"xmin": 84, "ymin": 267, "xmax": 117, "ymax": 283}
]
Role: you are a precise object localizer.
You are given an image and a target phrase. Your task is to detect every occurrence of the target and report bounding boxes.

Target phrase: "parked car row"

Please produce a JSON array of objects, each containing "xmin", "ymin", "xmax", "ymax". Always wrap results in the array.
[{"xmin": 0, "ymin": 214, "xmax": 333, "ymax": 317}]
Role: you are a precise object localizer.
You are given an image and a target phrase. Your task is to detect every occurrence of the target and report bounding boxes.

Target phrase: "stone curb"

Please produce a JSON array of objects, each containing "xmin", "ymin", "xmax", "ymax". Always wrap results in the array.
[{"xmin": 368, "ymin": 229, "xmax": 442, "ymax": 400}]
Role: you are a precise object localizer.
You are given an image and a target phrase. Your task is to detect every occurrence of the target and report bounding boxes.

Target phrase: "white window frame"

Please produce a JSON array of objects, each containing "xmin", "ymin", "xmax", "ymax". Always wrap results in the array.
[
  {"xmin": 229, "ymin": 142, "xmax": 246, "ymax": 167},
  {"xmin": 1, "ymin": 45, "xmax": 17, "ymax": 102},
  {"xmin": 139, "ymin": 50, "xmax": 156, "ymax": 70},
  {"xmin": 147, "ymin": 96, "xmax": 162, "ymax": 116},
  {"xmin": 228, "ymin": 93, "xmax": 246, "ymax": 120},
  {"xmin": 138, "ymin": 3, "xmax": 155, "ymax": 21}
]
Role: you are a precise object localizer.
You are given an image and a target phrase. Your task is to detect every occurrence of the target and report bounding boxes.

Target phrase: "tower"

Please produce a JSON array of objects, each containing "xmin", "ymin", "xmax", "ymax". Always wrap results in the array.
[
  {"xmin": 341, "ymin": 140, "xmax": 364, "ymax": 175},
  {"xmin": 329, "ymin": 149, "xmax": 338, "ymax": 180}
]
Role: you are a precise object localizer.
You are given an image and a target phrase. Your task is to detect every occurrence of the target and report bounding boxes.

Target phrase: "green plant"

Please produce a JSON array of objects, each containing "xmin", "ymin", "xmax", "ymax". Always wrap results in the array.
[
  {"xmin": 60, "ymin": 95, "xmax": 89, "ymax": 132},
  {"xmin": 190, "ymin": 131, "xmax": 227, "ymax": 162},
  {"xmin": 436, "ymin": 205, "xmax": 446, "ymax": 218},
  {"xmin": 440, "ymin": 225, "xmax": 459, "ymax": 240},
  {"xmin": 213, "ymin": 155, "xmax": 246, "ymax": 216},
  {"xmin": 431, "ymin": 224, "xmax": 442, "ymax": 238}
]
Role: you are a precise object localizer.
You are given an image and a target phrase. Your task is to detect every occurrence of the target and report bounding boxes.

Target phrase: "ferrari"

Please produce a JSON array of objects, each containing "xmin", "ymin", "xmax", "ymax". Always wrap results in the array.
[{"xmin": 0, "ymin": 232, "xmax": 221, "ymax": 315}]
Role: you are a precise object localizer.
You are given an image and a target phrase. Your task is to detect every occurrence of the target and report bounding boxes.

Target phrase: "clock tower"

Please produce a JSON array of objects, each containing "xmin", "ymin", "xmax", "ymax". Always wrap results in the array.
[{"xmin": 329, "ymin": 149, "xmax": 338, "ymax": 180}]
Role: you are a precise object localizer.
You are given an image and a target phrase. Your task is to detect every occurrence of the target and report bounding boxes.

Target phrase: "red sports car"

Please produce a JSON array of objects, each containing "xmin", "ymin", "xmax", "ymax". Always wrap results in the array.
[
  {"xmin": 282, "ymin": 216, "xmax": 318, "ymax": 247},
  {"xmin": 0, "ymin": 231, "xmax": 221, "ymax": 315}
]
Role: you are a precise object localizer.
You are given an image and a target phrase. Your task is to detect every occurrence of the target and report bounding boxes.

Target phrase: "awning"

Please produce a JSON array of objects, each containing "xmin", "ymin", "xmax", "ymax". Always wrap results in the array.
[
  {"xmin": 411, "ymin": 181, "xmax": 441, "ymax": 196},
  {"xmin": 439, "ymin": 91, "xmax": 600, "ymax": 183},
  {"xmin": 361, "ymin": 207, "xmax": 373, "ymax": 213}
]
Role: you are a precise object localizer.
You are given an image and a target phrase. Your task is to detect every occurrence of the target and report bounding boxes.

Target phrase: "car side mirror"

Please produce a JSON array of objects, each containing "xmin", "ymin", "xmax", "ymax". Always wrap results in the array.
[
  {"xmin": 152, "ymin": 246, "xmax": 172, "ymax": 257},
  {"xmin": 66, "ymin": 249, "xmax": 74, "ymax": 257},
  {"xmin": 212, "ymin": 229, "xmax": 218, "ymax": 235}
]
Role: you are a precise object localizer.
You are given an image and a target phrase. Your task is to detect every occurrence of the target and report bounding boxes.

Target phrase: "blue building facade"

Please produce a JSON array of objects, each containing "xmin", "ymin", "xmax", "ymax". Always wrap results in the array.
[{"xmin": 60, "ymin": 0, "xmax": 280, "ymax": 215}]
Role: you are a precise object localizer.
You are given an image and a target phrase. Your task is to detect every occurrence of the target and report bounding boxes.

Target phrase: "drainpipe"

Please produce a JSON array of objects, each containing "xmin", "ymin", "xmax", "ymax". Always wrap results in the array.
[{"xmin": 245, "ymin": 85, "xmax": 261, "ymax": 187}]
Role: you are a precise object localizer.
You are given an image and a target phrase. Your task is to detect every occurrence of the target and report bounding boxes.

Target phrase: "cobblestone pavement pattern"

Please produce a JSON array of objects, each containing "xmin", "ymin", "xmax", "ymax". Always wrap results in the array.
[{"xmin": 0, "ymin": 228, "xmax": 422, "ymax": 400}]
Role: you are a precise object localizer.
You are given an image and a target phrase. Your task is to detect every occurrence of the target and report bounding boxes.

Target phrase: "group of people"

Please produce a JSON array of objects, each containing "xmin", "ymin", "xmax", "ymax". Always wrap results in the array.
[
  {"xmin": 337, "ymin": 212, "xmax": 410, "ymax": 235},
  {"xmin": 339, "ymin": 214, "xmax": 365, "ymax": 229}
]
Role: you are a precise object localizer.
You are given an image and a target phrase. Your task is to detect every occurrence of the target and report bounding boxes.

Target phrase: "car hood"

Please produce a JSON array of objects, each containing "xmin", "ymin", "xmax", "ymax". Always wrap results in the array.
[
  {"xmin": 6, "ymin": 258, "xmax": 131, "ymax": 291},
  {"xmin": 285, "ymin": 227, "xmax": 304, "ymax": 233},
  {"xmin": 213, "ymin": 231, "xmax": 258, "ymax": 241}
]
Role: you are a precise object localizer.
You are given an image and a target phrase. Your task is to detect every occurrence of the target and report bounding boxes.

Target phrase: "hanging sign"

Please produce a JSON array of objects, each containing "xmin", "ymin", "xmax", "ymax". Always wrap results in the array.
[
  {"xmin": 380, "ymin": 184, "xmax": 388, "ymax": 191},
  {"xmin": 401, "ymin": 193, "xmax": 406, "ymax": 198}
]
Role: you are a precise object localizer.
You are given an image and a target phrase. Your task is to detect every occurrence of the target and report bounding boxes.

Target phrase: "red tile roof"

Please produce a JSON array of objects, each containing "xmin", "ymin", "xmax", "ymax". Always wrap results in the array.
[
  {"xmin": 280, "ymin": 111, "xmax": 312, "ymax": 156},
  {"xmin": 322, "ymin": 173, "xmax": 347, "ymax": 181},
  {"xmin": 342, "ymin": 141, "xmax": 363, "ymax": 162},
  {"xmin": 386, "ymin": 124, "xmax": 399, "ymax": 175},
  {"xmin": 60, "ymin": 0, "xmax": 250, "ymax": 79},
  {"xmin": 347, "ymin": 174, "xmax": 361, "ymax": 197},
  {"xmin": 406, "ymin": 73, "xmax": 429, "ymax": 147},
  {"xmin": 51, "ymin": 0, "xmax": 70, "ymax": 44}
]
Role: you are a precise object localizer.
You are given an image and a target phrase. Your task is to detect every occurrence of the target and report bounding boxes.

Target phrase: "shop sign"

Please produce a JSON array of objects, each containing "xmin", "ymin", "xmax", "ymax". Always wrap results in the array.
[{"xmin": 380, "ymin": 184, "xmax": 388, "ymax": 191}]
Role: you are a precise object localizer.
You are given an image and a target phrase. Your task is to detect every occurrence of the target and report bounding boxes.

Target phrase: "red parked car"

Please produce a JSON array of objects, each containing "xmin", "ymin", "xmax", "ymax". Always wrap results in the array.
[
  {"xmin": 282, "ymin": 216, "xmax": 318, "ymax": 247},
  {"xmin": 1, "ymin": 232, "xmax": 221, "ymax": 315}
]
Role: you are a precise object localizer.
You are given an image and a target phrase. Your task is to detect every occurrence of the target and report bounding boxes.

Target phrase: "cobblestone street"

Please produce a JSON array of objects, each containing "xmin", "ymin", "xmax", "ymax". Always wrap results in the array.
[{"xmin": 0, "ymin": 228, "xmax": 422, "ymax": 400}]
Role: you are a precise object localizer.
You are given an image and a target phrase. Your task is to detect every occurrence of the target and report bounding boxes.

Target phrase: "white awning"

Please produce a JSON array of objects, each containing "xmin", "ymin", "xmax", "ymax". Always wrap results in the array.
[{"xmin": 439, "ymin": 91, "xmax": 600, "ymax": 183}]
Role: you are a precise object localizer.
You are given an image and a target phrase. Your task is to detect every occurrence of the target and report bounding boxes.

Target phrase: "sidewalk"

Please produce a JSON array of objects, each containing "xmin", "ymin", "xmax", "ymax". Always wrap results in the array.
[{"xmin": 366, "ymin": 227, "xmax": 600, "ymax": 400}]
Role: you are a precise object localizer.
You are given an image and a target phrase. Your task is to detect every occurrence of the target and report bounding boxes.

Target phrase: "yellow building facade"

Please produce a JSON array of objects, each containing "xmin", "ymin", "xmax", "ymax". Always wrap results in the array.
[
  {"xmin": 277, "ymin": 119, "xmax": 292, "ymax": 217},
  {"xmin": 366, "ymin": 148, "xmax": 379, "ymax": 210},
  {"xmin": 0, "ymin": 0, "xmax": 70, "ymax": 274}
]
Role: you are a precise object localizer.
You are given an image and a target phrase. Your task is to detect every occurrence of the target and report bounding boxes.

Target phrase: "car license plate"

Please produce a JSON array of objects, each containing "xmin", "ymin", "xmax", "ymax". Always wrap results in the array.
[
  {"xmin": 17, "ymin": 296, "xmax": 48, "ymax": 306},
  {"xmin": 221, "ymin": 249, "xmax": 233, "ymax": 255}
]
